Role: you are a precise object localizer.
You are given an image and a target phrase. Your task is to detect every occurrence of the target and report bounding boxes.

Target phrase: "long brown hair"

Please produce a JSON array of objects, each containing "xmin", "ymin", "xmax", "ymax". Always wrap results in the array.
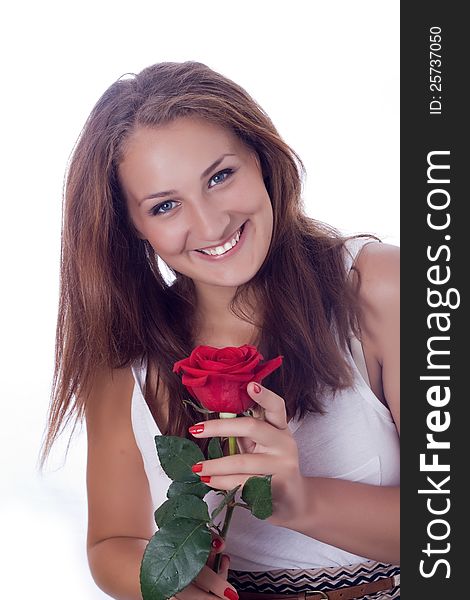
[{"xmin": 41, "ymin": 61, "xmax": 370, "ymax": 464}]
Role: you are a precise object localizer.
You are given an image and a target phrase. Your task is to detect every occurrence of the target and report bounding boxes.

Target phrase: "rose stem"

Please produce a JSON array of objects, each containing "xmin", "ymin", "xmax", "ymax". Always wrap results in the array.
[
  {"xmin": 219, "ymin": 412, "xmax": 238, "ymax": 455},
  {"xmin": 213, "ymin": 500, "xmax": 236, "ymax": 574},
  {"xmin": 213, "ymin": 412, "xmax": 238, "ymax": 572}
]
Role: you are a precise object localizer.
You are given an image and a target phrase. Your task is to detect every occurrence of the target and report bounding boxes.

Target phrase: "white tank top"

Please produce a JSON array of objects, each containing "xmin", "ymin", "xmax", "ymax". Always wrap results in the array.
[{"xmin": 130, "ymin": 238, "xmax": 400, "ymax": 570}]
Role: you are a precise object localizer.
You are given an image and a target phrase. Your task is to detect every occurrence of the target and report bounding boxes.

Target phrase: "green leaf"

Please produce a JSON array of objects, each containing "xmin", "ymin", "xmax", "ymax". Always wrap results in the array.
[
  {"xmin": 208, "ymin": 437, "xmax": 223, "ymax": 459},
  {"xmin": 140, "ymin": 517, "xmax": 211, "ymax": 600},
  {"xmin": 155, "ymin": 495, "xmax": 210, "ymax": 529},
  {"xmin": 155, "ymin": 435, "xmax": 205, "ymax": 482},
  {"xmin": 167, "ymin": 480, "xmax": 212, "ymax": 499},
  {"xmin": 241, "ymin": 475, "xmax": 273, "ymax": 520},
  {"xmin": 210, "ymin": 485, "xmax": 241, "ymax": 521}
]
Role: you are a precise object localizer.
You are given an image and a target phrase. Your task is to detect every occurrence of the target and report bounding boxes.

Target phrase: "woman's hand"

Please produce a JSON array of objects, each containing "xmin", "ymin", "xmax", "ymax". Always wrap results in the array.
[
  {"xmin": 189, "ymin": 382, "xmax": 307, "ymax": 528},
  {"xmin": 172, "ymin": 534, "xmax": 237, "ymax": 599}
]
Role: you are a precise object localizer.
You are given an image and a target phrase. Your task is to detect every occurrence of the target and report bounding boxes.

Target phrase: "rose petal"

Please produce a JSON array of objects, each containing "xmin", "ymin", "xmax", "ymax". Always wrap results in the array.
[
  {"xmin": 181, "ymin": 374, "xmax": 208, "ymax": 388},
  {"xmin": 173, "ymin": 357, "xmax": 191, "ymax": 373},
  {"xmin": 225, "ymin": 354, "xmax": 262, "ymax": 373},
  {"xmin": 175, "ymin": 364, "xmax": 214, "ymax": 378},
  {"xmin": 214, "ymin": 347, "xmax": 243, "ymax": 361},
  {"xmin": 205, "ymin": 372, "xmax": 254, "ymax": 382},
  {"xmin": 252, "ymin": 355, "xmax": 284, "ymax": 382},
  {"xmin": 197, "ymin": 359, "xmax": 231, "ymax": 372}
]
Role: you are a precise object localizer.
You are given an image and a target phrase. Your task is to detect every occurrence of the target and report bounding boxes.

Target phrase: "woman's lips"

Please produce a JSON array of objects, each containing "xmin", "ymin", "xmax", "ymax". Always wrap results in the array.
[
  {"xmin": 194, "ymin": 222, "xmax": 247, "ymax": 260},
  {"xmin": 197, "ymin": 223, "xmax": 243, "ymax": 252}
]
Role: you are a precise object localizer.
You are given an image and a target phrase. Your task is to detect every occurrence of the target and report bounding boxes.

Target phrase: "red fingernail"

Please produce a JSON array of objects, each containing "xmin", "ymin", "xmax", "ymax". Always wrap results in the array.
[
  {"xmin": 191, "ymin": 463, "xmax": 203, "ymax": 473},
  {"xmin": 212, "ymin": 538, "xmax": 223, "ymax": 550},
  {"xmin": 253, "ymin": 383, "xmax": 261, "ymax": 394},
  {"xmin": 200, "ymin": 475, "xmax": 211, "ymax": 483},
  {"xmin": 224, "ymin": 588, "xmax": 238, "ymax": 600},
  {"xmin": 188, "ymin": 424, "xmax": 205, "ymax": 435}
]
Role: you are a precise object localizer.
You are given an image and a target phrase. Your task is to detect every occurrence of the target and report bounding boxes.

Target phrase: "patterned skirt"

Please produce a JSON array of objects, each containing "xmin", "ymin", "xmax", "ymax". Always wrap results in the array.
[{"xmin": 228, "ymin": 560, "xmax": 400, "ymax": 599}]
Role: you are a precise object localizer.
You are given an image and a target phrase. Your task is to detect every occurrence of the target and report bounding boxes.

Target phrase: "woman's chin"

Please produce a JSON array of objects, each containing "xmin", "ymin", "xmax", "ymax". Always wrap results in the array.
[{"xmin": 196, "ymin": 276, "xmax": 251, "ymax": 289}]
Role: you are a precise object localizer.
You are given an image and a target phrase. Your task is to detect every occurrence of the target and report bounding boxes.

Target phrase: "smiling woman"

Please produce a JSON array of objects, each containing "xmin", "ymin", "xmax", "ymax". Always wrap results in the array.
[
  {"xmin": 120, "ymin": 120, "xmax": 273, "ymax": 291},
  {"xmin": 42, "ymin": 61, "xmax": 400, "ymax": 600}
]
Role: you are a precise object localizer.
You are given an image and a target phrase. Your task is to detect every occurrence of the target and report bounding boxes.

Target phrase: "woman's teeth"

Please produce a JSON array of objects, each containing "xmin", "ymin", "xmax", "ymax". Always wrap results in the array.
[{"xmin": 198, "ymin": 226, "xmax": 242, "ymax": 256}]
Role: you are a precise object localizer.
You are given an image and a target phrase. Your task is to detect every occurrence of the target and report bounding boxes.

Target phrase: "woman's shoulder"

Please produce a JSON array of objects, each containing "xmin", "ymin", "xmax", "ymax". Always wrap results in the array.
[
  {"xmin": 86, "ymin": 365, "xmax": 135, "ymax": 396},
  {"xmin": 353, "ymin": 241, "xmax": 400, "ymax": 305},
  {"xmin": 353, "ymin": 242, "xmax": 400, "ymax": 431},
  {"xmin": 84, "ymin": 365, "xmax": 135, "ymax": 424}
]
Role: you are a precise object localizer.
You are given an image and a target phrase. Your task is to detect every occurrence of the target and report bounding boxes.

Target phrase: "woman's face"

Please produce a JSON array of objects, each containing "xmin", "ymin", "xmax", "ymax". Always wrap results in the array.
[{"xmin": 120, "ymin": 117, "xmax": 273, "ymax": 292}]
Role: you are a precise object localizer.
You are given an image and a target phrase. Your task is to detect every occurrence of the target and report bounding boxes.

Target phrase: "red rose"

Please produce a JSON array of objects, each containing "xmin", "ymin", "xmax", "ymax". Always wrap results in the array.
[{"xmin": 173, "ymin": 345, "xmax": 283, "ymax": 414}]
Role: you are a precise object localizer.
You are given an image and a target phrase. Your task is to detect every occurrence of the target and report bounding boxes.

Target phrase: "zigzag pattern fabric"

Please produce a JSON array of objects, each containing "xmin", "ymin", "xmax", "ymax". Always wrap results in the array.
[{"xmin": 228, "ymin": 560, "xmax": 400, "ymax": 599}]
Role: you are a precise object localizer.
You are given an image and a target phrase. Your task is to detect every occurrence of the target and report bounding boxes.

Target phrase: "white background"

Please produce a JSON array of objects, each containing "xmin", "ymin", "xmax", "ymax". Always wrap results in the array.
[{"xmin": 0, "ymin": 1, "xmax": 399, "ymax": 598}]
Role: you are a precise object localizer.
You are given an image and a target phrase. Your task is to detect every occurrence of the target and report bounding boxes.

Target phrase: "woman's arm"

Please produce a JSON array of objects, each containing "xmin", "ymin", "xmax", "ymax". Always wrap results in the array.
[
  {"xmin": 85, "ymin": 366, "xmax": 156, "ymax": 600},
  {"xmin": 85, "ymin": 366, "xmax": 236, "ymax": 600},
  {"xmin": 279, "ymin": 242, "xmax": 400, "ymax": 563},
  {"xmin": 282, "ymin": 478, "xmax": 399, "ymax": 564}
]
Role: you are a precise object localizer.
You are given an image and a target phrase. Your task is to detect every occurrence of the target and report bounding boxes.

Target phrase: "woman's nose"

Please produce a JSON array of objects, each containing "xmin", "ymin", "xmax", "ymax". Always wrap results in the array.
[{"xmin": 188, "ymin": 200, "xmax": 231, "ymax": 244}]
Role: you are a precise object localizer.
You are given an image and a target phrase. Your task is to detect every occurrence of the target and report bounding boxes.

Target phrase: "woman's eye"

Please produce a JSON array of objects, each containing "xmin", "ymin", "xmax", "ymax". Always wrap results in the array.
[
  {"xmin": 150, "ymin": 200, "xmax": 177, "ymax": 216},
  {"xmin": 148, "ymin": 169, "xmax": 234, "ymax": 215},
  {"xmin": 208, "ymin": 168, "xmax": 234, "ymax": 188}
]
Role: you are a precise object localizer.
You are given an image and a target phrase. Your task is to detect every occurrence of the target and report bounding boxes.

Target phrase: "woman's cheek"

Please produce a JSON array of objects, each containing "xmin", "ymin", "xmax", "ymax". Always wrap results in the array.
[{"xmin": 147, "ymin": 226, "xmax": 187, "ymax": 257}]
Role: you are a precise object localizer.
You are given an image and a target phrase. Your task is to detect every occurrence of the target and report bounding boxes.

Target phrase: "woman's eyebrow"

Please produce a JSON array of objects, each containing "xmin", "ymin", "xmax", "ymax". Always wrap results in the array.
[
  {"xmin": 200, "ymin": 153, "xmax": 236, "ymax": 179},
  {"xmin": 139, "ymin": 153, "xmax": 237, "ymax": 206}
]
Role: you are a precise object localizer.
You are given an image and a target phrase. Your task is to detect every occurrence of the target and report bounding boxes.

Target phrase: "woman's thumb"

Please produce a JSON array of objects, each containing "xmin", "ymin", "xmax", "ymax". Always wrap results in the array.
[{"xmin": 218, "ymin": 554, "xmax": 231, "ymax": 579}]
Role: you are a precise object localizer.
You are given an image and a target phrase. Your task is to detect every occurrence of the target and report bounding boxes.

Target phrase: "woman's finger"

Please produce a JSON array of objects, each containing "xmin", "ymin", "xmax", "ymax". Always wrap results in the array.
[
  {"xmin": 194, "ymin": 473, "xmax": 253, "ymax": 491},
  {"xmin": 236, "ymin": 436, "xmax": 256, "ymax": 454},
  {"xmin": 246, "ymin": 382, "xmax": 288, "ymax": 430},
  {"xmin": 218, "ymin": 554, "xmax": 232, "ymax": 582},
  {"xmin": 193, "ymin": 452, "xmax": 284, "ymax": 477},
  {"xmin": 194, "ymin": 563, "xmax": 238, "ymax": 599},
  {"xmin": 190, "ymin": 415, "xmax": 289, "ymax": 448},
  {"xmin": 173, "ymin": 557, "xmax": 235, "ymax": 599}
]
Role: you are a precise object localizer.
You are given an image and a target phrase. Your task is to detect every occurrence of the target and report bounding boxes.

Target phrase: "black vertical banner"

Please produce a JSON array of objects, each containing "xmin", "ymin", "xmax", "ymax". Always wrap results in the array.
[{"xmin": 401, "ymin": 2, "xmax": 467, "ymax": 598}]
